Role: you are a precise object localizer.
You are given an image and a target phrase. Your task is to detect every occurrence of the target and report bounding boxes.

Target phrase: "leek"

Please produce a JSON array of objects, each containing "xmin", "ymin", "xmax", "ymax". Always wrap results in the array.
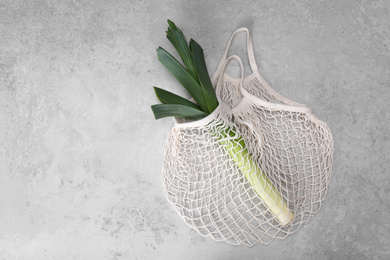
[
  {"xmin": 151, "ymin": 20, "xmax": 294, "ymax": 226},
  {"xmin": 215, "ymin": 125, "xmax": 294, "ymax": 226}
]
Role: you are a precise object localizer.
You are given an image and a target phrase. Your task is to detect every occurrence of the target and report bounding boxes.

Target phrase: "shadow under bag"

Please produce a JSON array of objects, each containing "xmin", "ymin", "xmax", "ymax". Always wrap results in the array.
[{"xmin": 162, "ymin": 28, "xmax": 334, "ymax": 246}]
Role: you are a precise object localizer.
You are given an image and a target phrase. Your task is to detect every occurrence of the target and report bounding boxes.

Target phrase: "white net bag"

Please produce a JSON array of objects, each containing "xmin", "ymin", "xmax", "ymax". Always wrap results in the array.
[
  {"xmin": 211, "ymin": 28, "xmax": 334, "ymax": 244},
  {"xmin": 162, "ymin": 29, "xmax": 334, "ymax": 246}
]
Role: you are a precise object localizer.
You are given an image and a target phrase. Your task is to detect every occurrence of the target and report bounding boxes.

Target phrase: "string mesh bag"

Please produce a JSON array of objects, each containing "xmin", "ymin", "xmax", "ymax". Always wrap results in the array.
[
  {"xmin": 207, "ymin": 28, "xmax": 335, "ymax": 245},
  {"xmin": 163, "ymin": 56, "xmax": 301, "ymax": 247}
]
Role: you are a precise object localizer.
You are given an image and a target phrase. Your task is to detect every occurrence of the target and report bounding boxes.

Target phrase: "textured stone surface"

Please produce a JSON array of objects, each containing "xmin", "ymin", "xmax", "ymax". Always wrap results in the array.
[{"xmin": 1, "ymin": 0, "xmax": 389, "ymax": 259}]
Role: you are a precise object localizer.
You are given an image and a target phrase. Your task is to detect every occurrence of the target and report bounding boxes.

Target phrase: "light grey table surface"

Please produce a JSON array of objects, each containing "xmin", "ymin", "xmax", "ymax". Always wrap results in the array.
[{"xmin": 1, "ymin": 0, "xmax": 389, "ymax": 259}]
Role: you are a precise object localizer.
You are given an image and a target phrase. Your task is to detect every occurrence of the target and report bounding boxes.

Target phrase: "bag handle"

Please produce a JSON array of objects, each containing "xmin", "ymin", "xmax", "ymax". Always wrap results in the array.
[
  {"xmin": 215, "ymin": 55, "xmax": 245, "ymax": 105},
  {"xmin": 215, "ymin": 55, "xmax": 266, "ymax": 159},
  {"xmin": 214, "ymin": 28, "xmax": 258, "ymax": 77}
]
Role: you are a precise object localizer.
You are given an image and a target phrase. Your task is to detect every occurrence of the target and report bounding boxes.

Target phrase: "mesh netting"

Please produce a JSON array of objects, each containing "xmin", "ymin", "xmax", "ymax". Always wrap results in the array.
[
  {"xmin": 161, "ymin": 30, "xmax": 334, "ymax": 246},
  {"xmin": 163, "ymin": 110, "xmax": 295, "ymax": 246}
]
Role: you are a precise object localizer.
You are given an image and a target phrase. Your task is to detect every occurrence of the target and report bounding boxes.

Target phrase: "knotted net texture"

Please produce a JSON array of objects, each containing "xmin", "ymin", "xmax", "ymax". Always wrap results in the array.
[
  {"xmin": 162, "ymin": 78, "xmax": 333, "ymax": 246},
  {"xmin": 211, "ymin": 28, "xmax": 333, "ymax": 244},
  {"xmin": 163, "ymin": 106, "xmax": 296, "ymax": 246},
  {"xmin": 161, "ymin": 28, "xmax": 334, "ymax": 246},
  {"xmin": 213, "ymin": 74, "xmax": 334, "ymax": 244}
]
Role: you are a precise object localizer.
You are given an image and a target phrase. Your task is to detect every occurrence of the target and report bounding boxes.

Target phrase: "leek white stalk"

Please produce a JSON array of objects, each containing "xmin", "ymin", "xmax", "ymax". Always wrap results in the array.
[{"xmin": 216, "ymin": 127, "xmax": 294, "ymax": 226}]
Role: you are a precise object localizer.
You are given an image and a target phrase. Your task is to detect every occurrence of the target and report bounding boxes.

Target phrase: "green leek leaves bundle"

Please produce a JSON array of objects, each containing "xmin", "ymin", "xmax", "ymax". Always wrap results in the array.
[
  {"xmin": 151, "ymin": 20, "xmax": 217, "ymax": 120},
  {"xmin": 151, "ymin": 20, "xmax": 294, "ymax": 227}
]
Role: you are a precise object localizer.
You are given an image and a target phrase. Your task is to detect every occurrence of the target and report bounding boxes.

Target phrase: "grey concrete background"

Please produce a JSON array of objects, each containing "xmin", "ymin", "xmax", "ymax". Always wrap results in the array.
[{"xmin": 1, "ymin": 0, "xmax": 389, "ymax": 259}]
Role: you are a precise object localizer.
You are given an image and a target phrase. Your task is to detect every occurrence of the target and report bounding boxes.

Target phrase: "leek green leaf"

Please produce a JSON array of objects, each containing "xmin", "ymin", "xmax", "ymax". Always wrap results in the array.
[
  {"xmin": 172, "ymin": 29, "xmax": 198, "ymax": 81},
  {"xmin": 151, "ymin": 104, "xmax": 208, "ymax": 120},
  {"xmin": 190, "ymin": 39, "xmax": 218, "ymax": 113},
  {"xmin": 153, "ymin": 87, "xmax": 201, "ymax": 110},
  {"xmin": 157, "ymin": 47, "xmax": 208, "ymax": 113},
  {"xmin": 166, "ymin": 27, "xmax": 177, "ymax": 50},
  {"xmin": 166, "ymin": 20, "xmax": 198, "ymax": 81}
]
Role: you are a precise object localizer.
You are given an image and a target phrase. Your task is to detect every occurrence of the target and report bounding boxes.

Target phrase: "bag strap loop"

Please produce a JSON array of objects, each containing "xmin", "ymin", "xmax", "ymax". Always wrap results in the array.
[
  {"xmin": 215, "ymin": 55, "xmax": 245, "ymax": 105},
  {"xmin": 214, "ymin": 28, "xmax": 258, "ymax": 78}
]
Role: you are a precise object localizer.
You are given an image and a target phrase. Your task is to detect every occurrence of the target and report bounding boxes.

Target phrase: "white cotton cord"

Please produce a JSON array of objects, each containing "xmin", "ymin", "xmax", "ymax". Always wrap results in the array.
[{"xmin": 161, "ymin": 28, "xmax": 334, "ymax": 246}]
